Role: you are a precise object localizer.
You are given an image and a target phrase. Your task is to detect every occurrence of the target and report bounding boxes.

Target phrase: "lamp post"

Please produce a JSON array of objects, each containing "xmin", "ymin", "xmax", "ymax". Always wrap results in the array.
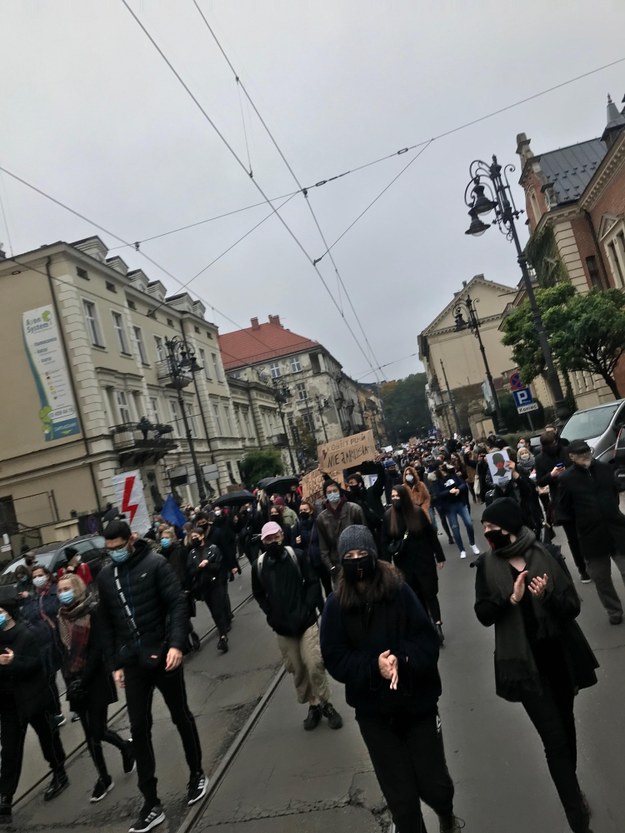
[
  {"xmin": 463, "ymin": 156, "xmax": 568, "ymax": 420},
  {"xmin": 453, "ymin": 284, "xmax": 507, "ymax": 433},
  {"xmin": 273, "ymin": 381, "xmax": 297, "ymax": 472},
  {"xmin": 315, "ymin": 395, "xmax": 330, "ymax": 443},
  {"xmin": 439, "ymin": 360, "xmax": 462, "ymax": 436},
  {"xmin": 164, "ymin": 336, "xmax": 206, "ymax": 503}
]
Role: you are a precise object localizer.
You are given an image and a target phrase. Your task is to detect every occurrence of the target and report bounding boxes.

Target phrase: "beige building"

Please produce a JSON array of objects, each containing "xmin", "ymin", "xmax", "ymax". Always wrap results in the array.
[
  {"xmin": 0, "ymin": 236, "xmax": 278, "ymax": 548},
  {"xmin": 418, "ymin": 274, "xmax": 551, "ymax": 437}
]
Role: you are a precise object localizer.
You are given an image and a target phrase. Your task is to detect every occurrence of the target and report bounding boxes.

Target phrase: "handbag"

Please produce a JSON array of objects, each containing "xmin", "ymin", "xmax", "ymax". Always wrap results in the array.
[
  {"xmin": 114, "ymin": 566, "xmax": 166, "ymax": 671},
  {"xmin": 388, "ymin": 531, "xmax": 409, "ymax": 558}
]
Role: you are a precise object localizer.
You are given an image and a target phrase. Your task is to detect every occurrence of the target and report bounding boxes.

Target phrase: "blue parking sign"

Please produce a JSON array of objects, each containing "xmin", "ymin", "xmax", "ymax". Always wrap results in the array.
[{"xmin": 512, "ymin": 387, "xmax": 534, "ymax": 407}]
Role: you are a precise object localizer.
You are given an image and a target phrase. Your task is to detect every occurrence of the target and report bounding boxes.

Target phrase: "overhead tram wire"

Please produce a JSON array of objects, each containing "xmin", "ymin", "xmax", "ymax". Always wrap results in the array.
[
  {"xmin": 119, "ymin": 0, "xmax": 383, "ymax": 383},
  {"xmin": 192, "ymin": 0, "xmax": 385, "ymax": 381}
]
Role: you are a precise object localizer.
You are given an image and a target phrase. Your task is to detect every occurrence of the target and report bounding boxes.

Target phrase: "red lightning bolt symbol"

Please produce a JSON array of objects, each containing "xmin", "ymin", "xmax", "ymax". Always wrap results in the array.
[{"xmin": 121, "ymin": 475, "xmax": 139, "ymax": 526}]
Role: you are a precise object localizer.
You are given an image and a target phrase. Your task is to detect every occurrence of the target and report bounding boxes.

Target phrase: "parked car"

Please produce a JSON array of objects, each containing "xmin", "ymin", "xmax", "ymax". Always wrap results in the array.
[
  {"xmin": 560, "ymin": 399, "xmax": 625, "ymax": 463},
  {"xmin": 0, "ymin": 534, "xmax": 108, "ymax": 591}
]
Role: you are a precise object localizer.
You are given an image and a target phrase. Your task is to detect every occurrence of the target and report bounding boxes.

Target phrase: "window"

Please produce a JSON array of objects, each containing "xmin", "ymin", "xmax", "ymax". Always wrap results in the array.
[
  {"xmin": 224, "ymin": 404, "xmax": 233, "ymax": 435},
  {"xmin": 127, "ymin": 299, "xmax": 136, "ymax": 310},
  {"xmin": 150, "ymin": 397, "xmax": 161, "ymax": 423},
  {"xmin": 211, "ymin": 353, "xmax": 223, "ymax": 382},
  {"xmin": 296, "ymin": 382, "xmax": 307, "ymax": 401},
  {"xmin": 115, "ymin": 390, "xmax": 131, "ymax": 423},
  {"xmin": 154, "ymin": 335, "xmax": 166, "ymax": 362},
  {"xmin": 290, "ymin": 356, "xmax": 302, "ymax": 373},
  {"xmin": 111, "ymin": 311, "xmax": 130, "ymax": 354},
  {"xmin": 601, "ymin": 218, "xmax": 625, "ymax": 288},
  {"xmin": 270, "ymin": 361, "xmax": 281, "ymax": 379},
  {"xmin": 105, "ymin": 281, "xmax": 117, "ymax": 293},
  {"xmin": 585, "ymin": 256, "xmax": 606, "ymax": 291},
  {"xmin": 83, "ymin": 300, "xmax": 104, "ymax": 347},
  {"xmin": 133, "ymin": 326, "xmax": 148, "ymax": 364},
  {"xmin": 169, "ymin": 399, "xmax": 181, "ymax": 435},
  {"xmin": 301, "ymin": 411, "xmax": 315, "ymax": 433},
  {"xmin": 309, "ymin": 353, "xmax": 321, "ymax": 374},
  {"xmin": 194, "ymin": 326, "xmax": 200, "ymax": 334},
  {"xmin": 167, "ymin": 318, "xmax": 174, "ymax": 327},
  {"xmin": 212, "ymin": 402, "xmax": 223, "ymax": 434},
  {"xmin": 199, "ymin": 348, "xmax": 211, "ymax": 380},
  {"xmin": 76, "ymin": 267, "xmax": 89, "ymax": 280},
  {"xmin": 608, "ymin": 241, "xmax": 625, "ymax": 286}
]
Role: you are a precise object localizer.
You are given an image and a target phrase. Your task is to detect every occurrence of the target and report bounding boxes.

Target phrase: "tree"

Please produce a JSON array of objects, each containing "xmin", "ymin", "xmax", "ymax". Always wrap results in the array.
[
  {"xmin": 380, "ymin": 373, "xmax": 431, "ymax": 442},
  {"xmin": 546, "ymin": 289, "xmax": 625, "ymax": 399},
  {"xmin": 239, "ymin": 448, "xmax": 283, "ymax": 487}
]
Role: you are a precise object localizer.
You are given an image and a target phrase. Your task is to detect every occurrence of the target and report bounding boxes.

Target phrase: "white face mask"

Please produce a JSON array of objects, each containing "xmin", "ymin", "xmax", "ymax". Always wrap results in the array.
[
  {"xmin": 405, "ymin": 474, "xmax": 415, "ymax": 483},
  {"xmin": 33, "ymin": 575, "xmax": 47, "ymax": 589}
]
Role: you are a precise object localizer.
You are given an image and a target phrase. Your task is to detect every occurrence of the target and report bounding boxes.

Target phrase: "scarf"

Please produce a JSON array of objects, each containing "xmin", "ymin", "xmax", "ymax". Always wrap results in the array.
[
  {"xmin": 483, "ymin": 526, "xmax": 573, "ymax": 701},
  {"xmin": 58, "ymin": 594, "xmax": 97, "ymax": 676}
]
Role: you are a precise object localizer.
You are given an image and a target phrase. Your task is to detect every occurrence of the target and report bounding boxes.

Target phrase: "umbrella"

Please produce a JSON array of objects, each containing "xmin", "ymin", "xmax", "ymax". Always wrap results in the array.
[
  {"xmin": 212, "ymin": 489, "xmax": 256, "ymax": 508},
  {"xmin": 257, "ymin": 475, "xmax": 299, "ymax": 494}
]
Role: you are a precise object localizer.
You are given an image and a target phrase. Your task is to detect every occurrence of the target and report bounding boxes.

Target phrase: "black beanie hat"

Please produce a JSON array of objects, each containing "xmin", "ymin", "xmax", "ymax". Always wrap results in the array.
[
  {"xmin": 337, "ymin": 525, "xmax": 378, "ymax": 561},
  {"xmin": 481, "ymin": 498, "xmax": 523, "ymax": 534}
]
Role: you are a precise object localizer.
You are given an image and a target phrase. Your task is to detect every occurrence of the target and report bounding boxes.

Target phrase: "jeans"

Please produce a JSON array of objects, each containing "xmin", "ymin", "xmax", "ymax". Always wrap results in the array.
[
  {"xmin": 445, "ymin": 501, "xmax": 475, "ymax": 552},
  {"xmin": 0, "ymin": 710, "xmax": 66, "ymax": 797},
  {"xmin": 357, "ymin": 709, "xmax": 455, "ymax": 833},
  {"xmin": 124, "ymin": 664, "xmax": 203, "ymax": 805},
  {"xmin": 585, "ymin": 553, "xmax": 625, "ymax": 617}
]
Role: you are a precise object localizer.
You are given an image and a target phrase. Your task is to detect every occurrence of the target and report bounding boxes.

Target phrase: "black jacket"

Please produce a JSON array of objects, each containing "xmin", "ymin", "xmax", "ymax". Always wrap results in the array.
[
  {"xmin": 59, "ymin": 606, "xmax": 117, "ymax": 711},
  {"xmin": 0, "ymin": 622, "xmax": 49, "ymax": 721},
  {"xmin": 97, "ymin": 539, "xmax": 188, "ymax": 669},
  {"xmin": 534, "ymin": 443, "xmax": 572, "ymax": 522},
  {"xmin": 347, "ymin": 463, "xmax": 386, "ymax": 533},
  {"xmin": 320, "ymin": 582, "xmax": 441, "ymax": 718},
  {"xmin": 252, "ymin": 547, "xmax": 318, "ymax": 637},
  {"xmin": 558, "ymin": 460, "xmax": 625, "ymax": 559},
  {"xmin": 382, "ymin": 508, "xmax": 445, "ymax": 597}
]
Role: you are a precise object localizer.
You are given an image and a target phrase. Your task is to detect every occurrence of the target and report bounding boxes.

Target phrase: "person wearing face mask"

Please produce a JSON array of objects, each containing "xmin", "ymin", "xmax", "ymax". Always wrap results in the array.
[
  {"xmin": 401, "ymin": 465, "xmax": 431, "ymax": 515},
  {"xmin": 187, "ymin": 526, "xmax": 230, "ymax": 653},
  {"xmin": 252, "ymin": 522, "xmax": 343, "ymax": 731},
  {"xmin": 0, "ymin": 595, "xmax": 69, "ymax": 819},
  {"xmin": 317, "ymin": 480, "xmax": 366, "ymax": 587},
  {"xmin": 57, "ymin": 574, "xmax": 135, "ymax": 802},
  {"xmin": 294, "ymin": 501, "xmax": 327, "ymax": 611},
  {"xmin": 20, "ymin": 565, "xmax": 65, "ymax": 728},
  {"xmin": 321, "ymin": 525, "xmax": 462, "ymax": 833},
  {"xmin": 559, "ymin": 439, "xmax": 625, "ymax": 624},
  {"xmin": 98, "ymin": 520, "xmax": 206, "ymax": 833},
  {"xmin": 345, "ymin": 460, "xmax": 386, "ymax": 543},
  {"xmin": 14, "ymin": 565, "xmax": 32, "ymax": 600},
  {"xmin": 159, "ymin": 528, "xmax": 200, "ymax": 653},
  {"xmin": 475, "ymin": 497, "xmax": 599, "ymax": 833},
  {"xmin": 429, "ymin": 464, "xmax": 480, "ymax": 559}
]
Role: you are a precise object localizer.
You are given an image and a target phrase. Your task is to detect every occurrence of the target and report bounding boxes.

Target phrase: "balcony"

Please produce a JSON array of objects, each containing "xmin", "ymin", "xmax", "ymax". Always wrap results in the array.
[
  {"xmin": 156, "ymin": 360, "xmax": 193, "ymax": 389},
  {"xmin": 110, "ymin": 420, "xmax": 178, "ymax": 466},
  {"xmin": 270, "ymin": 433, "xmax": 289, "ymax": 448}
]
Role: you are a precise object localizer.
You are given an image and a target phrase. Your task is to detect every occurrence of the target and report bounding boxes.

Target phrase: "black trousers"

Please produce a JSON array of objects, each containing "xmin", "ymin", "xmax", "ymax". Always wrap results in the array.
[
  {"xmin": 521, "ymin": 675, "xmax": 587, "ymax": 833},
  {"xmin": 203, "ymin": 574, "xmax": 230, "ymax": 636},
  {"xmin": 0, "ymin": 710, "xmax": 66, "ymax": 797},
  {"xmin": 357, "ymin": 710, "xmax": 455, "ymax": 833},
  {"xmin": 78, "ymin": 700, "xmax": 127, "ymax": 781},
  {"xmin": 561, "ymin": 521, "xmax": 587, "ymax": 577},
  {"xmin": 124, "ymin": 663, "xmax": 202, "ymax": 805}
]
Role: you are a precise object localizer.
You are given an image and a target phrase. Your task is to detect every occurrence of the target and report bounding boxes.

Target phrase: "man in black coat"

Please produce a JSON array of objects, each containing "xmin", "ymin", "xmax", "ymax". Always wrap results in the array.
[
  {"xmin": 559, "ymin": 439, "xmax": 625, "ymax": 624},
  {"xmin": 535, "ymin": 432, "xmax": 590, "ymax": 582},
  {"xmin": 99, "ymin": 521, "xmax": 206, "ymax": 833}
]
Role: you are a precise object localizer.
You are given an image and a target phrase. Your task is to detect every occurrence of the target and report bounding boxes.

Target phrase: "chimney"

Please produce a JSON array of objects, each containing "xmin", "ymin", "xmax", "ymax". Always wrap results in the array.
[
  {"xmin": 250, "ymin": 317, "xmax": 260, "ymax": 330},
  {"xmin": 516, "ymin": 133, "xmax": 534, "ymax": 165},
  {"xmin": 268, "ymin": 314, "xmax": 281, "ymax": 327}
]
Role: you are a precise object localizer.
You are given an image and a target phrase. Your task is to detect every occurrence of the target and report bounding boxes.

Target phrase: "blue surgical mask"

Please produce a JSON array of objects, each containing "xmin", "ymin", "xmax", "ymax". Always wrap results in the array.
[
  {"xmin": 109, "ymin": 548, "xmax": 130, "ymax": 564},
  {"xmin": 58, "ymin": 590, "xmax": 75, "ymax": 606},
  {"xmin": 160, "ymin": 538, "xmax": 171, "ymax": 549},
  {"xmin": 0, "ymin": 613, "xmax": 7, "ymax": 628},
  {"xmin": 327, "ymin": 492, "xmax": 341, "ymax": 504}
]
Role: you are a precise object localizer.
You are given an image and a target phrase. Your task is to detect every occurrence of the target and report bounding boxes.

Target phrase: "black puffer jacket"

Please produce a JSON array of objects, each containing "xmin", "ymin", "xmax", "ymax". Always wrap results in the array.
[
  {"xmin": 252, "ymin": 547, "xmax": 318, "ymax": 637},
  {"xmin": 97, "ymin": 539, "xmax": 188, "ymax": 669},
  {"xmin": 0, "ymin": 622, "xmax": 49, "ymax": 721}
]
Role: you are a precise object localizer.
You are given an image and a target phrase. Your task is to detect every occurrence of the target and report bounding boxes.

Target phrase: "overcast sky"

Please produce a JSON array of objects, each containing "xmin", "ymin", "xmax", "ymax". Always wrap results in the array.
[{"xmin": 2, "ymin": 1, "xmax": 625, "ymax": 385}]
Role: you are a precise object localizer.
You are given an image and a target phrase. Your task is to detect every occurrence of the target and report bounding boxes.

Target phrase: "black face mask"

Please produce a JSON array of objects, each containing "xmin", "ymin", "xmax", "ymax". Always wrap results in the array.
[
  {"xmin": 299, "ymin": 513, "xmax": 312, "ymax": 523},
  {"xmin": 342, "ymin": 554, "xmax": 376, "ymax": 583},
  {"xmin": 264, "ymin": 542, "xmax": 284, "ymax": 560},
  {"xmin": 391, "ymin": 498, "xmax": 401, "ymax": 510},
  {"xmin": 484, "ymin": 529, "xmax": 511, "ymax": 550},
  {"xmin": 190, "ymin": 537, "xmax": 203, "ymax": 546}
]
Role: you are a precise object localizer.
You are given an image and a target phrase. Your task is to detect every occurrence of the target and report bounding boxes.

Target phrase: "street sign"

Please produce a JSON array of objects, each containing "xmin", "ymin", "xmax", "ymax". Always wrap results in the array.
[
  {"xmin": 509, "ymin": 371, "xmax": 524, "ymax": 391},
  {"xmin": 517, "ymin": 402, "xmax": 540, "ymax": 414},
  {"xmin": 512, "ymin": 387, "xmax": 534, "ymax": 408}
]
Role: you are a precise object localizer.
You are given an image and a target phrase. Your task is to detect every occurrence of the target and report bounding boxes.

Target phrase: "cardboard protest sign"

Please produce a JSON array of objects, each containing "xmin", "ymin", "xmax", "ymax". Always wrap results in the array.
[
  {"xmin": 317, "ymin": 430, "xmax": 377, "ymax": 483},
  {"xmin": 301, "ymin": 468, "xmax": 325, "ymax": 503}
]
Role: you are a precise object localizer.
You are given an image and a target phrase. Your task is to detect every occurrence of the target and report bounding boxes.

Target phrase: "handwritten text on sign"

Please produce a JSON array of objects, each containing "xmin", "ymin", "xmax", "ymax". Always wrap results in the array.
[{"xmin": 317, "ymin": 430, "xmax": 377, "ymax": 481}]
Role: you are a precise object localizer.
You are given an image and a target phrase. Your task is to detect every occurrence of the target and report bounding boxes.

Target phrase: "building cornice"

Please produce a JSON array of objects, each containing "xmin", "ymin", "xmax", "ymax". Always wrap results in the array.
[{"xmin": 581, "ymin": 133, "xmax": 625, "ymax": 209}]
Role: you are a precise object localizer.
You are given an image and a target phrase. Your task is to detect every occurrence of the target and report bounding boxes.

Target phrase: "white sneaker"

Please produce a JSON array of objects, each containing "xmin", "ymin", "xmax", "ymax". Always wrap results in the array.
[
  {"xmin": 471, "ymin": 544, "xmax": 480, "ymax": 554},
  {"xmin": 460, "ymin": 551, "xmax": 467, "ymax": 559}
]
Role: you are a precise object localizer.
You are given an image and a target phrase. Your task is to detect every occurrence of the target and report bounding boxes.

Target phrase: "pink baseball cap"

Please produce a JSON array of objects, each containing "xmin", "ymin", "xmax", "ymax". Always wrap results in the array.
[{"xmin": 261, "ymin": 521, "xmax": 282, "ymax": 540}]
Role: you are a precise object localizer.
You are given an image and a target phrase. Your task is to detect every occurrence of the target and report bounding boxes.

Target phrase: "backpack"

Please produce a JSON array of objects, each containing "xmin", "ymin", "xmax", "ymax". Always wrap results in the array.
[{"xmin": 256, "ymin": 546, "xmax": 301, "ymax": 587}]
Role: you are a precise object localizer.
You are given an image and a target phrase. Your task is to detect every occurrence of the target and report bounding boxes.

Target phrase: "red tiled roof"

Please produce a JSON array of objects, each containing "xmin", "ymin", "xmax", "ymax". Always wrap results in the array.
[{"xmin": 219, "ymin": 317, "xmax": 320, "ymax": 370}]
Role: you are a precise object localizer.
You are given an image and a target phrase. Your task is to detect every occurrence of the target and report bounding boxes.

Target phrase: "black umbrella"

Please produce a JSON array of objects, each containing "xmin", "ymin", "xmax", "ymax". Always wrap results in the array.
[
  {"xmin": 212, "ymin": 489, "xmax": 256, "ymax": 508},
  {"xmin": 257, "ymin": 475, "xmax": 299, "ymax": 494}
]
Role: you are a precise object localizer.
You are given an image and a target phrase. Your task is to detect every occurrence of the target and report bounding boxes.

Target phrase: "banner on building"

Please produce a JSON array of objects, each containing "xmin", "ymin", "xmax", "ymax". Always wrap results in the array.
[
  {"xmin": 111, "ymin": 470, "xmax": 151, "ymax": 535},
  {"xmin": 23, "ymin": 306, "xmax": 80, "ymax": 442},
  {"xmin": 301, "ymin": 468, "xmax": 326, "ymax": 503},
  {"xmin": 317, "ymin": 430, "xmax": 377, "ymax": 482}
]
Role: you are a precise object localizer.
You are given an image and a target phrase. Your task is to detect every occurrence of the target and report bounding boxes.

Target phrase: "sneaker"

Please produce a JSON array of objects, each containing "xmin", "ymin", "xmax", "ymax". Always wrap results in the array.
[
  {"xmin": 128, "ymin": 803, "xmax": 165, "ymax": 833},
  {"xmin": 303, "ymin": 704, "xmax": 322, "ymax": 731},
  {"xmin": 71, "ymin": 712, "xmax": 81, "ymax": 723},
  {"xmin": 447, "ymin": 538, "xmax": 454, "ymax": 545},
  {"xmin": 321, "ymin": 702, "xmax": 343, "ymax": 730},
  {"xmin": 91, "ymin": 776, "xmax": 114, "ymax": 803},
  {"xmin": 43, "ymin": 771, "xmax": 68, "ymax": 801},
  {"xmin": 439, "ymin": 815, "xmax": 465, "ymax": 833},
  {"xmin": 53, "ymin": 713, "xmax": 66, "ymax": 728},
  {"xmin": 436, "ymin": 622, "xmax": 445, "ymax": 646},
  {"xmin": 470, "ymin": 543, "xmax": 480, "ymax": 555},
  {"xmin": 217, "ymin": 635, "xmax": 229, "ymax": 653},
  {"xmin": 187, "ymin": 771, "xmax": 208, "ymax": 805},
  {"xmin": 580, "ymin": 572, "xmax": 592, "ymax": 584},
  {"xmin": 609, "ymin": 613, "xmax": 623, "ymax": 625},
  {"xmin": 459, "ymin": 551, "xmax": 467, "ymax": 559},
  {"xmin": 122, "ymin": 740, "xmax": 136, "ymax": 774}
]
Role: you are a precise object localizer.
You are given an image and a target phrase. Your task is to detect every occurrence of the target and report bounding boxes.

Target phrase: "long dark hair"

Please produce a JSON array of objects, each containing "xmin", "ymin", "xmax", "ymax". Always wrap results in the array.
[
  {"xmin": 388, "ymin": 484, "xmax": 425, "ymax": 538},
  {"xmin": 335, "ymin": 559, "xmax": 402, "ymax": 611}
]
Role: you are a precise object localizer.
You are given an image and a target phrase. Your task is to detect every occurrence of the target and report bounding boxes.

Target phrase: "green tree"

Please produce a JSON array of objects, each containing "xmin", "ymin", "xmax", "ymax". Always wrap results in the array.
[
  {"xmin": 239, "ymin": 448, "xmax": 283, "ymax": 487},
  {"xmin": 546, "ymin": 289, "xmax": 625, "ymax": 399},
  {"xmin": 380, "ymin": 373, "xmax": 431, "ymax": 442}
]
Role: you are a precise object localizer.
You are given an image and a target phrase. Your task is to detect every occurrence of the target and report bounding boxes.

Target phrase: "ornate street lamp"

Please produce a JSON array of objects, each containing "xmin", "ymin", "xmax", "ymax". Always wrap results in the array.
[
  {"xmin": 272, "ymin": 380, "xmax": 297, "ymax": 472},
  {"xmin": 165, "ymin": 336, "xmax": 206, "ymax": 502},
  {"xmin": 454, "ymin": 285, "xmax": 507, "ymax": 433},
  {"xmin": 315, "ymin": 395, "xmax": 330, "ymax": 443},
  {"xmin": 464, "ymin": 156, "xmax": 569, "ymax": 419}
]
